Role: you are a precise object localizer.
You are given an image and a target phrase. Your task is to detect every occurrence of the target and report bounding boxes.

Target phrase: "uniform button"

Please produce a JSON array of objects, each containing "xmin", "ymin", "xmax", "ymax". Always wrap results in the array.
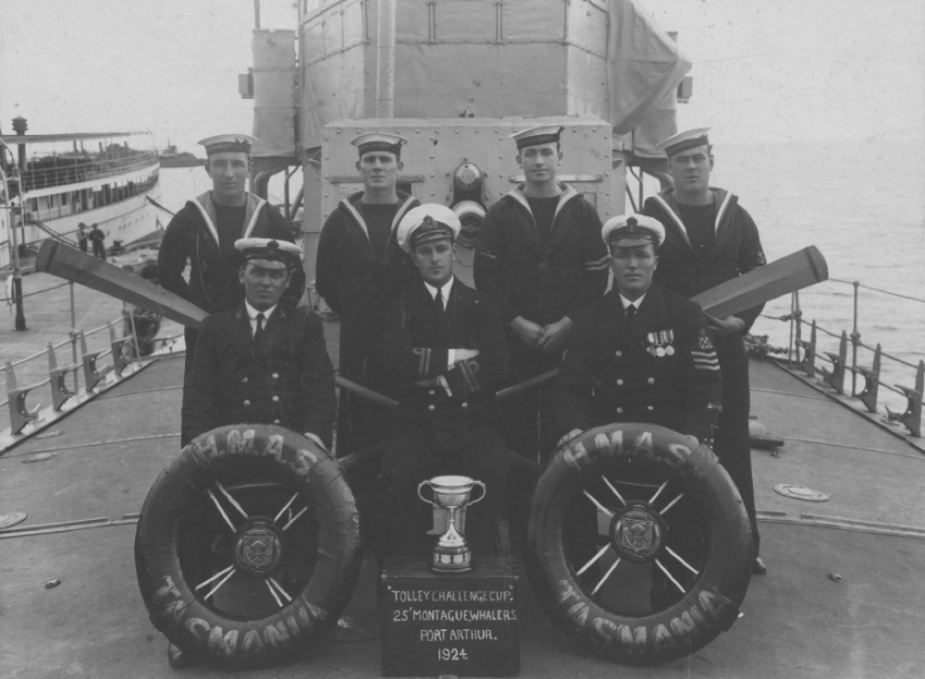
[
  {"xmin": 272, "ymin": 395, "xmax": 280, "ymax": 403},
  {"xmin": 615, "ymin": 350, "xmax": 623, "ymax": 357},
  {"xmin": 647, "ymin": 405, "xmax": 654, "ymax": 411},
  {"xmin": 242, "ymin": 377, "xmax": 248, "ymax": 384},
  {"xmin": 428, "ymin": 404, "xmax": 436, "ymax": 412},
  {"xmin": 648, "ymin": 377, "xmax": 655, "ymax": 385},
  {"xmin": 272, "ymin": 373, "xmax": 279, "ymax": 379},
  {"xmin": 616, "ymin": 407, "xmax": 624, "ymax": 414},
  {"xmin": 429, "ymin": 390, "xmax": 436, "ymax": 396},
  {"xmin": 273, "ymin": 419, "xmax": 280, "ymax": 425},
  {"xmin": 243, "ymin": 400, "xmax": 251, "ymax": 407},
  {"xmin": 616, "ymin": 379, "xmax": 624, "ymax": 386},
  {"xmin": 461, "ymin": 401, "xmax": 468, "ymax": 409}
]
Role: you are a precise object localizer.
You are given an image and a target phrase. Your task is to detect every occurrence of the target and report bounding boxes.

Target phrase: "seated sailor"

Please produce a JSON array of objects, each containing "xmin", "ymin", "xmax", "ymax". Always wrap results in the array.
[
  {"xmin": 181, "ymin": 237, "xmax": 335, "ymax": 448},
  {"xmin": 554, "ymin": 213, "xmax": 723, "ymax": 447},
  {"xmin": 379, "ymin": 204, "xmax": 512, "ymax": 558}
]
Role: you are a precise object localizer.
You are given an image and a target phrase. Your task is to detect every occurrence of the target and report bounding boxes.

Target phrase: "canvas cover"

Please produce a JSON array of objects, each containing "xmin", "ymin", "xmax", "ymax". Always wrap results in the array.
[{"xmin": 298, "ymin": 0, "xmax": 689, "ymax": 154}]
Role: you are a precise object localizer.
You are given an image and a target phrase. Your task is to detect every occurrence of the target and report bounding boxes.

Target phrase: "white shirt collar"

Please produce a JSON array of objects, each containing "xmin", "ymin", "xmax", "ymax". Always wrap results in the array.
[
  {"xmin": 244, "ymin": 300, "xmax": 277, "ymax": 321},
  {"xmin": 424, "ymin": 277, "xmax": 454, "ymax": 302},
  {"xmin": 619, "ymin": 293, "xmax": 646, "ymax": 310}
]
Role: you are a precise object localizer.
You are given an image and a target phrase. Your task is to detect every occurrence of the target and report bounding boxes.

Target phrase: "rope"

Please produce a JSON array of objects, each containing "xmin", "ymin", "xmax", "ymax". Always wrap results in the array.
[{"xmin": 146, "ymin": 195, "xmax": 176, "ymax": 216}]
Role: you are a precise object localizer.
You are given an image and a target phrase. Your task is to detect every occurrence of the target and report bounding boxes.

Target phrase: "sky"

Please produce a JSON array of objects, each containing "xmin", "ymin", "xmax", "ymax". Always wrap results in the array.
[{"xmin": 1, "ymin": 0, "xmax": 923, "ymax": 151}]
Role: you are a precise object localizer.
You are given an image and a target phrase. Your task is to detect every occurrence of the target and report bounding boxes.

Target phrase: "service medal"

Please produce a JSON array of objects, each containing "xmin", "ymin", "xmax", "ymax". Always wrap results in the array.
[
  {"xmin": 666, "ymin": 345, "xmax": 675, "ymax": 356},
  {"xmin": 655, "ymin": 347, "xmax": 666, "ymax": 357}
]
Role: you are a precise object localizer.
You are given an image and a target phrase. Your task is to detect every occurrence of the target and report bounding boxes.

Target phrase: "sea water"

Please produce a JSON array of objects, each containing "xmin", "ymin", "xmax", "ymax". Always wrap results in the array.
[{"xmin": 158, "ymin": 138, "xmax": 925, "ymax": 413}]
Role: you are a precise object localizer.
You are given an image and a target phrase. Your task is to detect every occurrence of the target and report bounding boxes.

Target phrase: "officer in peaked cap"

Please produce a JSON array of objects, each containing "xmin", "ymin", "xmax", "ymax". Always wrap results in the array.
[
  {"xmin": 379, "ymin": 203, "xmax": 511, "ymax": 560},
  {"xmin": 475, "ymin": 122, "xmax": 608, "ymax": 463},
  {"xmin": 157, "ymin": 132, "xmax": 303, "ymax": 386},
  {"xmin": 554, "ymin": 212, "xmax": 723, "ymax": 610},
  {"xmin": 642, "ymin": 127, "xmax": 768, "ymax": 575},
  {"xmin": 555, "ymin": 211, "xmax": 720, "ymax": 446},
  {"xmin": 182, "ymin": 235, "xmax": 334, "ymax": 453},
  {"xmin": 315, "ymin": 131, "xmax": 420, "ymax": 463}
]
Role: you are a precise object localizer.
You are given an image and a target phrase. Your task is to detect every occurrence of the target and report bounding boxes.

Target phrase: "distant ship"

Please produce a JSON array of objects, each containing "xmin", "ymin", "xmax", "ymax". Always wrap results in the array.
[
  {"xmin": 0, "ymin": 119, "xmax": 161, "ymax": 270},
  {"xmin": 157, "ymin": 143, "xmax": 202, "ymax": 168}
]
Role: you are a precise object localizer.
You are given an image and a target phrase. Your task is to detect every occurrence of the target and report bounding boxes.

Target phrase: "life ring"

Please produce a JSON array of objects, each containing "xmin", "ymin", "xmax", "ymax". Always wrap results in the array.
[
  {"xmin": 135, "ymin": 424, "xmax": 361, "ymax": 667},
  {"xmin": 527, "ymin": 422, "xmax": 752, "ymax": 665}
]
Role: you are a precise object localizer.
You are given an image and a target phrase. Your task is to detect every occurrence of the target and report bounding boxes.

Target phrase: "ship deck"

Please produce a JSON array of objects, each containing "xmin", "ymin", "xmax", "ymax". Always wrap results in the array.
[{"xmin": 2, "ymin": 339, "xmax": 924, "ymax": 678}]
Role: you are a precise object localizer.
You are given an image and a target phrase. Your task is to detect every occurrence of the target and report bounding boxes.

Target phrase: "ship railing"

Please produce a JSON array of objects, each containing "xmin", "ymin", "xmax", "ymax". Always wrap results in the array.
[
  {"xmin": 18, "ymin": 151, "xmax": 159, "ymax": 192},
  {"xmin": 1, "ymin": 311, "xmax": 184, "ymax": 441},
  {"xmin": 754, "ymin": 280, "xmax": 923, "ymax": 439}
]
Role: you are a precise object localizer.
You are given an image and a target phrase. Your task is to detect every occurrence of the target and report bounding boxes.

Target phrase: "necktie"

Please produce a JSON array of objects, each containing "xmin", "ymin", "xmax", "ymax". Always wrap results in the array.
[
  {"xmin": 434, "ymin": 290, "xmax": 444, "ymax": 314},
  {"xmin": 625, "ymin": 304, "xmax": 636, "ymax": 320},
  {"xmin": 254, "ymin": 312, "xmax": 265, "ymax": 347}
]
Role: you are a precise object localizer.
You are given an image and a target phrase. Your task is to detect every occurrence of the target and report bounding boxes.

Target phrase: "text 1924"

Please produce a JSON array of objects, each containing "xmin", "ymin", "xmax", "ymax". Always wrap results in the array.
[{"xmin": 438, "ymin": 647, "xmax": 469, "ymax": 661}]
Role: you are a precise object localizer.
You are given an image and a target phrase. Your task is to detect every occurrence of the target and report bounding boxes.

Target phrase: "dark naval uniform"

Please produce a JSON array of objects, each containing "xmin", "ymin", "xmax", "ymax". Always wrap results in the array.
[
  {"xmin": 157, "ymin": 192, "xmax": 304, "ymax": 378},
  {"xmin": 642, "ymin": 187, "xmax": 766, "ymax": 554},
  {"xmin": 379, "ymin": 278, "xmax": 511, "ymax": 558},
  {"xmin": 315, "ymin": 191, "xmax": 419, "ymax": 455},
  {"xmin": 475, "ymin": 184, "xmax": 609, "ymax": 459},
  {"xmin": 554, "ymin": 285, "xmax": 723, "ymax": 442},
  {"xmin": 182, "ymin": 303, "xmax": 335, "ymax": 447}
]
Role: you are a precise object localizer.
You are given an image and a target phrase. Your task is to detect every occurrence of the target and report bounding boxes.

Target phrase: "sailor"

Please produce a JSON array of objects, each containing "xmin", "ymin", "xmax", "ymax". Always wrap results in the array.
[
  {"xmin": 88, "ymin": 223, "xmax": 106, "ymax": 260},
  {"xmin": 157, "ymin": 133, "xmax": 304, "ymax": 393},
  {"xmin": 554, "ymin": 213, "xmax": 723, "ymax": 445},
  {"xmin": 181, "ymin": 237, "xmax": 335, "ymax": 449},
  {"xmin": 641, "ymin": 128, "xmax": 768, "ymax": 575},
  {"xmin": 474, "ymin": 124, "xmax": 609, "ymax": 462},
  {"xmin": 379, "ymin": 204, "xmax": 510, "ymax": 559},
  {"xmin": 315, "ymin": 132, "xmax": 419, "ymax": 457}
]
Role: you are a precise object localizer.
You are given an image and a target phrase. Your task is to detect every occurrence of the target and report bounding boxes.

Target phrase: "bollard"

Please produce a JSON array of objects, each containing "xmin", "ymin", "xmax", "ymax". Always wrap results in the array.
[
  {"xmin": 849, "ymin": 344, "xmax": 881, "ymax": 414},
  {"xmin": 796, "ymin": 321, "xmax": 817, "ymax": 378},
  {"xmin": 822, "ymin": 331, "xmax": 847, "ymax": 394}
]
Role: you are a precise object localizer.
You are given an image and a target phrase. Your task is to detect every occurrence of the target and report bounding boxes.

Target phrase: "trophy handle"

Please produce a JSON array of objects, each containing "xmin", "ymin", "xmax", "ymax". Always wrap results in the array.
[
  {"xmin": 417, "ymin": 480, "xmax": 437, "ymax": 507},
  {"xmin": 468, "ymin": 480, "xmax": 487, "ymax": 506}
]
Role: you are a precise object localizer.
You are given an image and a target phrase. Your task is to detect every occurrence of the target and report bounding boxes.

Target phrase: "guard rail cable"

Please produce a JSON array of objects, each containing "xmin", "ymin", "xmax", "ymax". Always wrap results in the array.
[{"xmin": 749, "ymin": 280, "xmax": 923, "ymax": 442}]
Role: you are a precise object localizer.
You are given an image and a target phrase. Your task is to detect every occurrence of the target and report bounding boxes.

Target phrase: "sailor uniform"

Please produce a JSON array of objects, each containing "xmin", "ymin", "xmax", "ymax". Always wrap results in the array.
[
  {"xmin": 642, "ymin": 185, "xmax": 766, "ymax": 555},
  {"xmin": 157, "ymin": 191, "xmax": 304, "ymax": 380},
  {"xmin": 474, "ymin": 183, "xmax": 608, "ymax": 459},
  {"xmin": 379, "ymin": 277, "xmax": 511, "ymax": 558},
  {"xmin": 554, "ymin": 285, "xmax": 722, "ymax": 443},
  {"xmin": 182, "ymin": 302, "xmax": 335, "ymax": 447},
  {"xmin": 315, "ymin": 190, "xmax": 420, "ymax": 454}
]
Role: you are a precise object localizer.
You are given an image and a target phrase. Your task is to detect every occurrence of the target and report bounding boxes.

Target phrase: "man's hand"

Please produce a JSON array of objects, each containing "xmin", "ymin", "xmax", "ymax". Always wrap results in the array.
[
  {"xmin": 537, "ymin": 317, "xmax": 573, "ymax": 354},
  {"xmin": 705, "ymin": 314, "xmax": 746, "ymax": 337},
  {"xmin": 511, "ymin": 316, "xmax": 545, "ymax": 348}
]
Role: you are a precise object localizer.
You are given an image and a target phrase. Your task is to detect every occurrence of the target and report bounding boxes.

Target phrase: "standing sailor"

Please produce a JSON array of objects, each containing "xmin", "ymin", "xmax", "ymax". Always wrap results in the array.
[
  {"xmin": 641, "ymin": 128, "xmax": 768, "ymax": 575},
  {"xmin": 157, "ymin": 133, "xmax": 304, "ymax": 393},
  {"xmin": 315, "ymin": 133, "xmax": 419, "ymax": 456},
  {"xmin": 474, "ymin": 125, "xmax": 609, "ymax": 462}
]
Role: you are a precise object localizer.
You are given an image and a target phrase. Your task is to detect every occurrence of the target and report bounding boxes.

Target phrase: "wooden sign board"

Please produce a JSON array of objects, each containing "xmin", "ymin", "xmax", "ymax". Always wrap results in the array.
[{"xmin": 381, "ymin": 557, "xmax": 520, "ymax": 677}]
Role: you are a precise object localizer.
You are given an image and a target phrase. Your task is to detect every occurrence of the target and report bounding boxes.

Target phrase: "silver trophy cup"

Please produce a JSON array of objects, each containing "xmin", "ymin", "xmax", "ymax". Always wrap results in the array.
[{"xmin": 418, "ymin": 475, "xmax": 486, "ymax": 573}]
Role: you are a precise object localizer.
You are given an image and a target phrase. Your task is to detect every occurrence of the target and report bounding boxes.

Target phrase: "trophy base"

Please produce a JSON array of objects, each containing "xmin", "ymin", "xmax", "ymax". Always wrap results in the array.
[{"xmin": 431, "ymin": 548, "xmax": 472, "ymax": 573}]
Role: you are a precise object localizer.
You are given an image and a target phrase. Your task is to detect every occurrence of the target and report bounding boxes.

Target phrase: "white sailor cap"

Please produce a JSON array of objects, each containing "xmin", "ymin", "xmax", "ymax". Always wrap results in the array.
[
  {"xmin": 351, "ymin": 132, "xmax": 407, "ymax": 158},
  {"xmin": 198, "ymin": 134, "xmax": 257, "ymax": 156},
  {"xmin": 656, "ymin": 127, "xmax": 711, "ymax": 158},
  {"xmin": 397, "ymin": 204, "xmax": 461, "ymax": 253},
  {"xmin": 602, "ymin": 214, "xmax": 665, "ymax": 249},
  {"xmin": 510, "ymin": 125, "xmax": 563, "ymax": 150},
  {"xmin": 234, "ymin": 237, "xmax": 301, "ymax": 269}
]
